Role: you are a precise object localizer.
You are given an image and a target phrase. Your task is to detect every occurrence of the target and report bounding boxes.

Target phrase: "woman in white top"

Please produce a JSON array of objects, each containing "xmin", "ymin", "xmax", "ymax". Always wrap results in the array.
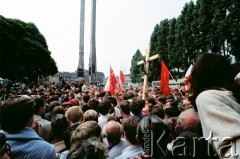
[{"xmin": 190, "ymin": 53, "xmax": 240, "ymax": 159}]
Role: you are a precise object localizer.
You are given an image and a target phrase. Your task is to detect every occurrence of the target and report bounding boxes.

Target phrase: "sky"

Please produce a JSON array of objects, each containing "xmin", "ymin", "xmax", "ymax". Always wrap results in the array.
[{"xmin": 0, "ymin": 0, "xmax": 193, "ymax": 77}]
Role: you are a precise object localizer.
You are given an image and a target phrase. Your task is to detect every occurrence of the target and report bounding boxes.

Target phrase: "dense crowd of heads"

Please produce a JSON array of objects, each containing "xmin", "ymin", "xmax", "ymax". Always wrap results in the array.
[{"xmin": 0, "ymin": 53, "xmax": 240, "ymax": 158}]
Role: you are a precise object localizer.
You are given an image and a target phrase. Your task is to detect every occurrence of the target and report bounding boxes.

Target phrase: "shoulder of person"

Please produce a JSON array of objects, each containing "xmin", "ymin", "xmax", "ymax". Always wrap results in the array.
[{"xmin": 197, "ymin": 89, "xmax": 232, "ymax": 101}]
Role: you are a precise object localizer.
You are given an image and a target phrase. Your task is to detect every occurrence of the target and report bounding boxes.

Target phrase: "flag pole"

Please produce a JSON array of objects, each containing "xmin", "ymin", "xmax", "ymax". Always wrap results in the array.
[{"xmin": 169, "ymin": 71, "xmax": 184, "ymax": 96}]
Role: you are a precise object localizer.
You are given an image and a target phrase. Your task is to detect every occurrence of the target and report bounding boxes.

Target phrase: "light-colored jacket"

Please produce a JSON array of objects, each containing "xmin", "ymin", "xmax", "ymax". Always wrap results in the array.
[
  {"xmin": 196, "ymin": 89, "xmax": 240, "ymax": 159},
  {"xmin": 34, "ymin": 114, "xmax": 52, "ymax": 142}
]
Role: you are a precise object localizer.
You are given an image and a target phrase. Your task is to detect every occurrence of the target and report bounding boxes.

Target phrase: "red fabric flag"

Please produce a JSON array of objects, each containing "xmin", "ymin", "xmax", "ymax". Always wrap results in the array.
[
  {"xmin": 160, "ymin": 61, "xmax": 171, "ymax": 96},
  {"xmin": 109, "ymin": 67, "xmax": 117, "ymax": 95},
  {"xmin": 118, "ymin": 70, "xmax": 125, "ymax": 92}
]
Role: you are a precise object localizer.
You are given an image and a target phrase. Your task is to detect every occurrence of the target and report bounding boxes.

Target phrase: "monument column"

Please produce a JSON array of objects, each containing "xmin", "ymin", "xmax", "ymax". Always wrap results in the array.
[
  {"xmin": 89, "ymin": 0, "xmax": 97, "ymax": 83},
  {"xmin": 77, "ymin": 0, "xmax": 85, "ymax": 78}
]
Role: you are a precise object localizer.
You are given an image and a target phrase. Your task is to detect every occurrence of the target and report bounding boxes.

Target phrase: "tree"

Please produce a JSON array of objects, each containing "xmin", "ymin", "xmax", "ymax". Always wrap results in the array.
[
  {"xmin": 198, "ymin": 0, "xmax": 214, "ymax": 52},
  {"xmin": 130, "ymin": 49, "xmax": 144, "ymax": 83},
  {"xmin": 167, "ymin": 18, "xmax": 178, "ymax": 69},
  {"xmin": 150, "ymin": 19, "xmax": 170, "ymax": 81},
  {"xmin": 228, "ymin": 0, "xmax": 240, "ymax": 62},
  {"xmin": 180, "ymin": 2, "xmax": 196, "ymax": 69},
  {"xmin": 144, "ymin": 0, "xmax": 240, "ymax": 81},
  {"xmin": 0, "ymin": 16, "xmax": 58, "ymax": 81}
]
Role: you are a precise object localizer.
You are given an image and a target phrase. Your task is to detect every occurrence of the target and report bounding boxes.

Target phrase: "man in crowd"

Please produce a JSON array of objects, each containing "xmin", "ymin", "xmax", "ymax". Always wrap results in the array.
[
  {"xmin": 104, "ymin": 121, "xmax": 128, "ymax": 159},
  {"xmin": 115, "ymin": 116, "xmax": 142, "ymax": 159},
  {"xmin": 34, "ymin": 97, "xmax": 52, "ymax": 142},
  {"xmin": 0, "ymin": 95, "xmax": 56, "ymax": 159}
]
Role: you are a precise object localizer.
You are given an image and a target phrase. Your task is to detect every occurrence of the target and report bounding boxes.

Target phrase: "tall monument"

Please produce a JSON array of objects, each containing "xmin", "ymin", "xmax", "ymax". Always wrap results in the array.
[
  {"xmin": 77, "ymin": 0, "xmax": 85, "ymax": 78},
  {"xmin": 89, "ymin": 0, "xmax": 97, "ymax": 82}
]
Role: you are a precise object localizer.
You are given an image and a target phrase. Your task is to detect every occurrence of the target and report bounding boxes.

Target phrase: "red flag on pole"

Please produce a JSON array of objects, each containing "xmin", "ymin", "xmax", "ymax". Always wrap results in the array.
[
  {"xmin": 104, "ymin": 67, "xmax": 117, "ymax": 95},
  {"xmin": 160, "ymin": 61, "xmax": 171, "ymax": 96},
  {"xmin": 118, "ymin": 70, "xmax": 125, "ymax": 92},
  {"xmin": 110, "ymin": 67, "xmax": 117, "ymax": 95}
]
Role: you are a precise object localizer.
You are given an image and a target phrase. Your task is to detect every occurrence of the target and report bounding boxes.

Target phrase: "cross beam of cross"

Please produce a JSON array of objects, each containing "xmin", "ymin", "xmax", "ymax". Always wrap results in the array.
[{"xmin": 137, "ymin": 44, "xmax": 159, "ymax": 100}]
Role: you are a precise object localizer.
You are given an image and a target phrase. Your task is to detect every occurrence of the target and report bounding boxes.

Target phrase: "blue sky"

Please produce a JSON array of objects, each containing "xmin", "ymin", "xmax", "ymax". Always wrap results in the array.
[{"xmin": 0, "ymin": 0, "xmax": 193, "ymax": 77}]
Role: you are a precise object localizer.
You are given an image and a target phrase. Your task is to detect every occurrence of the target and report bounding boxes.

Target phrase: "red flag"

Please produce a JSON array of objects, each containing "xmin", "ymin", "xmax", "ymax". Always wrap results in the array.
[
  {"xmin": 104, "ymin": 67, "xmax": 117, "ymax": 95},
  {"xmin": 118, "ymin": 70, "xmax": 125, "ymax": 92},
  {"xmin": 109, "ymin": 67, "xmax": 117, "ymax": 95},
  {"xmin": 160, "ymin": 61, "xmax": 171, "ymax": 96}
]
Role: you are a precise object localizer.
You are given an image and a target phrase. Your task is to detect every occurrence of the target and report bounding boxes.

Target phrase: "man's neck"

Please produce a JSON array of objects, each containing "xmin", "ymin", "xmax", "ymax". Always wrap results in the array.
[
  {"xmin": 126, "ymin": 139, "xmax": 134, "ymax": 146},
  {"xmin": 108, "ymin": 138, "xmax": 121, "ymax": 147}
]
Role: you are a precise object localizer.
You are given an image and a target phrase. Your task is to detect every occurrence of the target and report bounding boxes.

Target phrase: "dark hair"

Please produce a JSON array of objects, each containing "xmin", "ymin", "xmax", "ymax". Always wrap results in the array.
[
  {"xmin": 98, "ymin": 100, "xmax": 111, "ymax": 115},
  {"xmin": 106, "ymin": 96, "xmax": 117, "ymax": 106},
  {"xmin": 122, "ymin": 93, "xmax": 130, "ymax": 100},
  {"xmin": 120, "ymin": 100, "xmax": 130, "ymax": 115},
  {"xmin": 83, "ymin": 95, "xmax": 90, "ymax": 103},
  {"xmin": 164, "ymin": 106, "xmax": 180, "ymax": 118},
  {"xmin": 0, "ymin": 96, "xmax": 35, "ymax": 133},
  {"xmin": 157, "ymin": 95, "xmax": 166, "ymax": 104},
  {"xmin": 63, "ymin": 122, "xmax": 80, "ymax": 150},
  {"xmin": 34, "ymin": 97, "xmax": 45, "ymax": 114},
  {"xmin": 137, "ymin": 115, "xmax": 170, "ymax": 158},
  {"xmin": 190, "ymin": 53, "xmax": 240, "ymax": 108},
  {"xmin": 51, "ymin": 114, "xmax": 69, "ymax": 139},
  {"xmin": 150, "ymin": 106, "xmax": 165, "ymax": 119},
  {"xmin": 122, "ymin": 116, "xmax": 140, "ymax": 145},
  {"xmin": 81, "ymin": 103, "xmax": 90, "ymax": 113},
  {"xmin": 67, "ymin": 136, "xmax": 107, "ymax": 159},
  {"xmin": 146, "ymin": 97, "xmax": 156, "ymax": 105},
  {"xmin": 0, "ymin": 133, "xmax": 11, "ymax": 157},
  {"xmin": 129, "ymin": 100, "xmax": 144, "ymax": 115},
  {"xmin": 87, "ymin": 98, "xmax": 99, "ymax": 113},
  {"xmin": 138, "ymin": 99, "xmax": 146, "ymax": 108}
]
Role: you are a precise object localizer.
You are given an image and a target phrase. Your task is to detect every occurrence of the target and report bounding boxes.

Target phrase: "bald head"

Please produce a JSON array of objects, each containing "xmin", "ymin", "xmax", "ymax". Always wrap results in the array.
[
  {"xmin": 180, "ymin": 109, "xmax": 200, "ymax": 127},
  {"xmin": 105, "ymin": 121, "xmax": 122, "ymax": 144},
  {"xmin": 175, "ymin": 108, "xmax": 201, "ymax": 134}
]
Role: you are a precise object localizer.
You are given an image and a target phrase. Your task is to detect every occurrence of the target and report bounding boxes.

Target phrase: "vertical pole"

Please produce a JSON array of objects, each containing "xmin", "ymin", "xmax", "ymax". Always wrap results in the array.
[
  {"xmin": 89, "ymin": 0, "xmax": 97, "ymax": 83},
  {"xmin": 78, "ymin": 0, "xmax": 85, "ymax": 78},
  {"xmin": 142, "ymin": 44, "xmax": 151, "ymax": 100}
]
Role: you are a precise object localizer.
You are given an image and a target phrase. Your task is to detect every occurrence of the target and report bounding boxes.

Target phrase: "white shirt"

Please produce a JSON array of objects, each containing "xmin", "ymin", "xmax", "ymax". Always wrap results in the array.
[{"xmin": 98, "ymin": 113, "xmax": 110, "ymax": 130}]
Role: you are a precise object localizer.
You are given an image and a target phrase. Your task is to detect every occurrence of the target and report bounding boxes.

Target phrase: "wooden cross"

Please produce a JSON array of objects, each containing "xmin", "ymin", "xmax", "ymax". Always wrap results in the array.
[{"xmin": 137, "ymin": 44, "xmax": 159, "ymax": 100}]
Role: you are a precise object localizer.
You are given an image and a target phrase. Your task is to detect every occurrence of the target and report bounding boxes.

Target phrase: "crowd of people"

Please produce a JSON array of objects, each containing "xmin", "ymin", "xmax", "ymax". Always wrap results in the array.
[{"xmin": 0, "ymin": 53, "xmax": 240, "ymax": 159}]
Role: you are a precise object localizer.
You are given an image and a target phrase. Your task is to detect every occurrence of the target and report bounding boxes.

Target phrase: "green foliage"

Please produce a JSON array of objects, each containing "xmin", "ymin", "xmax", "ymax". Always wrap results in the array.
[
  {"xmin": 130, "ymin": 49, "xmax": 144, "ymax": 83},
  {"xmin": 144, "ymin": 0, "xmax": 240, "ymax": 82},
  {"xmin": 150, "ymin": 19, "xmax": 170, "ymax": 81},
  {"xmin": 228, "ymin": 0, "xmax": 240, "ymax": 62},
  {"xmin": 0, "ymin": 15, "xmax": 58, "ymax": 81}
]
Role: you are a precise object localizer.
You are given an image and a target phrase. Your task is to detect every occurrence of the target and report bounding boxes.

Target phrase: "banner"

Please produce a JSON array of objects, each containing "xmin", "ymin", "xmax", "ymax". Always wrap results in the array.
[{"xmin": 160, "ymin": 61, "xmax": 171, "ymax": 96}]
